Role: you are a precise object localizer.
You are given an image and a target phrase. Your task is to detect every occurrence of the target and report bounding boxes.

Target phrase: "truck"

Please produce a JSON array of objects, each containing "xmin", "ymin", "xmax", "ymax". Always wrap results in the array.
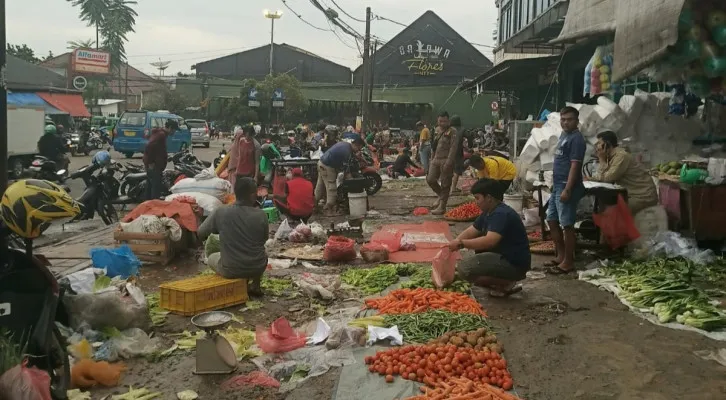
[{"xmin": 8, "ymin": 105, "xmax": 45, "ymax": 178}]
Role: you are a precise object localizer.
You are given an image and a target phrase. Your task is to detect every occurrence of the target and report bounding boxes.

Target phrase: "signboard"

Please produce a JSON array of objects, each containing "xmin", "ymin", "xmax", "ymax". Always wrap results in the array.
[
  {"xmin": 491, "ymin": 110, "xmax": 500, "ymax": 118},
  {"xmin": 272, "ymin": 88, "xmax": 285, "ymax": 108},
  {"xmin": 71, "ymin": 49, "xmax": 110, "ymax": 75},
  {"xmin": 248, "ymin": 88, "xmax": 260, "ymax": 107},
  {"xmin": 248, "ymin": 100, "xmax": 260, "ymax": 107},
  {"xmin": 491, "ymin": 101, "xmax": 499, "ymax": 111},
  {"xmin": 272, "ymin": 101, "xmax": 285, "ymax": 108},
  {"xmin": 72, "ymin": 76, "xmax": 87, "ymax": 90},
  {"xmin": 399, "ymin": 40, "xmax": 452, "ymax": 77}
]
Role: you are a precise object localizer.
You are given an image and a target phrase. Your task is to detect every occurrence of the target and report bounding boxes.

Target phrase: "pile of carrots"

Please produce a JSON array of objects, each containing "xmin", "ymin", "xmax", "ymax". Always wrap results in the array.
[
  {"xmin": 403, "ymin": 377, "xmax": 522, "ymax": 400},
  {"xmin": 444, "ymin": 202, "xmax": 482, "ymax": 220},
  {"xmin": 365, "ymin": 288, "xmax": 487, "ymax": 316}
]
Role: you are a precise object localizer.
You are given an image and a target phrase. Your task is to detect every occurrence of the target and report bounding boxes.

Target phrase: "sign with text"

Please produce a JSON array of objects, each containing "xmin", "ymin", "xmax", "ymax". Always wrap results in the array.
[
  {"xmin": 71, "ymin": 49, "xmax": 110, "ymax": 75},
  {"xmin": 399, "ymin": 40, "xmax": 452, "ymax": 77},
  {"xmin": 248, "ymin": 88, "xmax": 260, "ymax": 107}
]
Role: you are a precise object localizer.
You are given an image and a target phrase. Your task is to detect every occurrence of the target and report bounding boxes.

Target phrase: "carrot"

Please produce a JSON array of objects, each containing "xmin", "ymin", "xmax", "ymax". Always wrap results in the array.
[{"xmin": 365, "ymin": 288, "xmax": 487, "ymax": 316}]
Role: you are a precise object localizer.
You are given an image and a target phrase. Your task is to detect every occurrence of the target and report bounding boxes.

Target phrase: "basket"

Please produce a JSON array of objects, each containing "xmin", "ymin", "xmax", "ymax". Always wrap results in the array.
[
  {"xmin": 529, "ymin": 241, "xmax": 556, "ymax": 255},
  {"xmin": 263, "ymin": 207, "xmax": 279, "ymax": 223},
  {"xmin": 159, "ymin": 275, "xmax": 248, "ymax": 316}
]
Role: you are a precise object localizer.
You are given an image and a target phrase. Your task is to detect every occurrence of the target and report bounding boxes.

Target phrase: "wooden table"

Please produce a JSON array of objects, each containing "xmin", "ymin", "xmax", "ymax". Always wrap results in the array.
[{"xmin": 658, "ymin": 180, "xmax": 726, "ymax": 241}]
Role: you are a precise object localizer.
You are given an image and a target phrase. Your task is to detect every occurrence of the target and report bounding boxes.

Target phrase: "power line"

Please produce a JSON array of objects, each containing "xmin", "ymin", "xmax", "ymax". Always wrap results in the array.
[
  {"xmin": 280, "ymin": 0, "xmax": 332, "ymax": 32},
  {"xmin": 372, "ymin": 13, "xmax": 496, "ymax": 49},
  {"xmin": 326, "ymin": 20, "xmax": 358, "ymax": 50},
  {"xmin": 329, "ymin": 0, "xmax": 366, "ymax": 23}
]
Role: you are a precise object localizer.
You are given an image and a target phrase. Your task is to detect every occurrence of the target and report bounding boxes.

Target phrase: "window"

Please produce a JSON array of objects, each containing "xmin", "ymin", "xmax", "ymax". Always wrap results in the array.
[
  {"xmin": 186, "ymin": 120, "xmax": 206, "ymax": 129},
  {"xmin": 119, "ymin": 112, "xmax": 147, "ymax": 126},
  {"xmin": 151, "ymin": 117, "xmax": 166, "ymax": 129}
]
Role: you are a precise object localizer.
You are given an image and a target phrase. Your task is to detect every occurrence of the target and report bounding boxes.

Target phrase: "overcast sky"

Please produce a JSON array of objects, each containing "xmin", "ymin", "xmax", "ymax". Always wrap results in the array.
[{"xmin": 7, "ymin": 0, "xmax": 498, "ymax": 75}]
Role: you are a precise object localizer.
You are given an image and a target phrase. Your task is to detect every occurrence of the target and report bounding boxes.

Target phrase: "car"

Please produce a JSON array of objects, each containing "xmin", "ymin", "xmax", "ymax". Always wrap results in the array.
[
  {"xmin": 187, "ymin": 119, "xmax": 210, "ymax": 148},
  {"xmin": 112, "ymin": 110, "xmax": 192, "ymax": 158}
]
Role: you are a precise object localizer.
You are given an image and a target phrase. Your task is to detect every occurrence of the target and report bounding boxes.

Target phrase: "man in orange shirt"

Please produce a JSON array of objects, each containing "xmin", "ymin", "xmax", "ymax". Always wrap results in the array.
[{"xmin": 274, "ymin": 168, "xmax": 315, "ymax": 222}]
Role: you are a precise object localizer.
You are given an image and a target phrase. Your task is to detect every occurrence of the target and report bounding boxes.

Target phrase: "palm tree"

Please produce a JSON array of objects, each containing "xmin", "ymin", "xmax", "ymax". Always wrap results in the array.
[
  {"xmin": 100, "ymin": 0, "xmax": 138, "ymax": 67},
  {"xmin": 67, "ymin": 0, "xmax": 109, "ymax": 49},
  {"xmin": 66, "ymin": 38, "xmax": 96, "ymax": 50}
]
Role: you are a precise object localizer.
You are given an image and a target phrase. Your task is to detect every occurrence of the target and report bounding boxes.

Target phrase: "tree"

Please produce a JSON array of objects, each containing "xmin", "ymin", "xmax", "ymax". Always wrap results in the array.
[
  {"xmin": 67, "ymin": 0, "xmax": 107, "ymax": 49},
  {"xmin": 144, "ymin": 84, "xmax": 192, "ymax": 114},
  {"xmin": 220, "ymin": 75, "xmax": 308, "ymax": 126},
  {"xmin": 43, "ymin": 51, "xmax": 55, "ymax": 62},
  {"xmin": 6, "ymin": 44, "xmax": 40, "ymax": 63},
  {"xmin": 67, "ymin": 0, "xmax": 137, "ymax": 68},
  {"xmin": 67, "ymin": 38, "xmax": 96, "ymax": 49}
]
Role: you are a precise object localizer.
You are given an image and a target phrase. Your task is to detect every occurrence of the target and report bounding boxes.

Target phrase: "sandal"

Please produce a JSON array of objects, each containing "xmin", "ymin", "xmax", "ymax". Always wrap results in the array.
[
  {"xmin": 489, "ymin": 285, "xmax": 523, "ymax": 298},
  {"xmin": 545, "ymin": 266, "xmax": 575, "ymax": 275},
  {"xmin": 542, "ymin": 260, "xmax": 562, "ymax": 267}
]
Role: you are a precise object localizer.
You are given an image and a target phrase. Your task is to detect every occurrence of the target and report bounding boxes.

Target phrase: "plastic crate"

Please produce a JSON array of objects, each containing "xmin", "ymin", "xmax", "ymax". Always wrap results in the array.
[
  {"xmin": 159, "ymin": 275, "xmax": 248, "ymax": 316},
  {"xmin": 263, "ymin": 207, "xmax": 279, "ymax": 223}
]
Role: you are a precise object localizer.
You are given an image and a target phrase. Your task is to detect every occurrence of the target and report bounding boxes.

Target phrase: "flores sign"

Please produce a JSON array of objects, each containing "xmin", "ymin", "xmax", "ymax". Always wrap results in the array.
[
  {"xmin": 72, "ymin": 49, "xmax": 110, "ymax": 75},
  {"xmin": 399, "ymin": 40, "xmax": 452, "ymax": 77}
]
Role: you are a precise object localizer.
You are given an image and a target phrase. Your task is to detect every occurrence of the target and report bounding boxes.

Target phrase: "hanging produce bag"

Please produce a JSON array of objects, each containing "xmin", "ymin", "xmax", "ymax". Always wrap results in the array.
[
  {"xmin": 432, "ymin": 247, "xmax": 457, "ymax": 289},
  {"xmin": 592, "ymin": 195, "xmax": 640, "ymax": 250}
]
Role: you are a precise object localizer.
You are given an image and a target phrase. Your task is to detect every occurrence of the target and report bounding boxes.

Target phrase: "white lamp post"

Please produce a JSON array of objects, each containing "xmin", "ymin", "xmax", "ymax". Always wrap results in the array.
[{"xmin": 263, "ymin": 10, "xmax": 283, "ymax": 76}]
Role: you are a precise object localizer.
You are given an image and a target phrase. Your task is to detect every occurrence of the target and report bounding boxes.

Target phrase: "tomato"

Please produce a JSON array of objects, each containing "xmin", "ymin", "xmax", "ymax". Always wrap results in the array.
[
  {"xmin": 502, "ymin": 379, "xmax": 513, "ymax": 390},
  {"xmin": 385, "ymin": 375, "xmax": 394, "ymax": 383},
  {"xmin": 368, "ymin": 365, "xmax": 375, "ymax": 372},
  {"xmin": 364, "ymin": 356, "xmax": 372, "ymax": 365},
  {"xmin": 385, "ymin": 367, "xmax": 393, "ymax": 375},
  {"xmin": 408, "ymin": 373, "xmax": 417, "ymax": 380}
]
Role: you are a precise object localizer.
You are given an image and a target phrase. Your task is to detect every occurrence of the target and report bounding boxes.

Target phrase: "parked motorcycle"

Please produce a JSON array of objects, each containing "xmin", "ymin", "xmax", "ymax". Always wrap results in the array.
[
  {"xmin": 213, "ymin": 145, "xmax": 227, "ymax": 169},
  {"xmin": 0, "ymin": 224, "xmax": 71, "ymax": 399},
  {"xmin": 352, "ymin": 145, "xmax": 383, "ymax": 196},
  {"xmin": 29, "ymin": 156, "xmax": 69, "ymax": 182},
  {"xmin": 67, "ymin": 162, "xmax": 127, "ymax": 225}
]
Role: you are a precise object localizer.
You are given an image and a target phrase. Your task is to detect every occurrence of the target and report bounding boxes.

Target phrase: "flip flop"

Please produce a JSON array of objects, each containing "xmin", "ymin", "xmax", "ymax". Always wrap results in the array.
[
  {"xmin": 542, "ymin": 260, "xmax": 561, "ymax": 267},
  {"xmin": 545, "ymin": 266, "xmax": 574, "ymax": 275},
  {"xmin": 489, "ymin": 285, "xmax": 523, "ymax": 298}
]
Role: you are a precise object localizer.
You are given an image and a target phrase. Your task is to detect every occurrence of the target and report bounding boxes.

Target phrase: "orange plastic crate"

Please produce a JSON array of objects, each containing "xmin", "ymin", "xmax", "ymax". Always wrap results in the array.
[{"xmin": 159, "ymin": 274, "xmax": 248, "ymax": 316}]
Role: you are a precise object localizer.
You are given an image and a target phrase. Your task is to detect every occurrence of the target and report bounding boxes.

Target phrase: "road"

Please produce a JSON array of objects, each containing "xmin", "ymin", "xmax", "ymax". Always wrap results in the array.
[{"xmin": 64, "ymin": 139, "xmax": 230, "ymax": 195}]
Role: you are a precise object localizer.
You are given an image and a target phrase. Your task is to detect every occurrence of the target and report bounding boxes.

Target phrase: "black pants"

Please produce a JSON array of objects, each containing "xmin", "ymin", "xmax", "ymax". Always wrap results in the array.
[
  {"xmin": 145, "ymin": 168, "xmax": 163, "ymax": 200},
  {"xmin": 392, "ymin": 167, "xmax": 410, "ymax": 178}
]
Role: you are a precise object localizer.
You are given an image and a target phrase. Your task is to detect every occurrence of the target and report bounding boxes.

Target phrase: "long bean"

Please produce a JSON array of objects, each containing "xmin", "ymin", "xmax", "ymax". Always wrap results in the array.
[{"xmin": 384, "ymin": 310, "xmax": 490, "ymax": 343}]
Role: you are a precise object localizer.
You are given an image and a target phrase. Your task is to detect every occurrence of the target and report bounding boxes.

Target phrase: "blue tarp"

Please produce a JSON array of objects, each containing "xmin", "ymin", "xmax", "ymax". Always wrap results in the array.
[{"xmin": 7, "ymin": 92, "xmax": 68, "ymax": 115}]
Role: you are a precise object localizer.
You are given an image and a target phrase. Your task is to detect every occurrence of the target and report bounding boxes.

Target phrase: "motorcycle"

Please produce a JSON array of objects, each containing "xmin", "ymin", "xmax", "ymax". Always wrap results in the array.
[
  {"xmin": 0, "ymin": 224, "xmax": 71, "ymax": 399},
  {"xmin": 67, "ymin": 162, "xmax": 128, "ymax": 225},
  {"xmin": 353, "ymin": 145, "xmax": 383, "ymax": 196},
  {"xmin": 213, "ymin": 145, "xmax": 227, "ymax": 169},
  {"xmin": 28, "ymin": 156, "xmax": 69, "ymax": 183}
]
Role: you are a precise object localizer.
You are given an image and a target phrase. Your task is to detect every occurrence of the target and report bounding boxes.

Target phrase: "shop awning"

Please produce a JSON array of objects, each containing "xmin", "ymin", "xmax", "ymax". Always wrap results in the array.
[
  {"xmin": 7, "ymin": 92, "xmax": 68, "ymax": 115},
  {"xmin": 36, "ymin": 92, "xmax": 91, "ymax": 118},
  {"xmin": 460, "ymin": 56, "xmax": 560, "ymax": 92}
]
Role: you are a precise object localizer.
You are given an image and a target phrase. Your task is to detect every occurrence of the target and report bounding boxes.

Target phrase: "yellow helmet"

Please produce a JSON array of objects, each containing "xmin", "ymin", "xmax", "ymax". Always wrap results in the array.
[{"xmin": 1, "ymin": 179, "xmax": 81, "ymax": 239}]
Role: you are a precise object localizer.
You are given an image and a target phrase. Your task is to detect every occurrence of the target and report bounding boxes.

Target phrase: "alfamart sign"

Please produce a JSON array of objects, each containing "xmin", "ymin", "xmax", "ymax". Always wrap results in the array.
[{"xmin": 72, "ymin": 49, "xmax": 111, "ymax": 75}]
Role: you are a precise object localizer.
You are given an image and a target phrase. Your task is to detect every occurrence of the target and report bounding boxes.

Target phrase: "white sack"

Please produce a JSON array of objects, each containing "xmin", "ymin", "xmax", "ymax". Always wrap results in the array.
[
  {"xmin": 170, "ymin": 177, "xmax": 231, "ymax": 200},
  {"xmin": 166, "ymin": 192, "xmax": 222, "ymax": 216}
]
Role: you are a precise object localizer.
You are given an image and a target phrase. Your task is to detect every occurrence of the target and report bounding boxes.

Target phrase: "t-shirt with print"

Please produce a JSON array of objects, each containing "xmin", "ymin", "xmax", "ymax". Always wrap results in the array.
[
  {"xmin": 553, "ymin": 130, "xmax": 586, "ymax": 185},
  {"xmin": 472, "ymin": 203, "xmax": 531, "ymax": 271}
]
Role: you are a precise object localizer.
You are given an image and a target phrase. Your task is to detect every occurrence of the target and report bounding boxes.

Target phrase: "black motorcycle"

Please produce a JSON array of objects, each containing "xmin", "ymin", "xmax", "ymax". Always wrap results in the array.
[
  {"xmin": 0, "ymin": 225, "xmax": 71, "ymax": 399},
  {"xmin": 68, "ymin": 163, "xmax": 126, "ymax": 225},
  {"xmin": 213, "ymin": 145, "xmax": 227, "ymax": 169},
  {"xmin": 28, "ymin": 156, "xmax": 69, "ymax": 183}
]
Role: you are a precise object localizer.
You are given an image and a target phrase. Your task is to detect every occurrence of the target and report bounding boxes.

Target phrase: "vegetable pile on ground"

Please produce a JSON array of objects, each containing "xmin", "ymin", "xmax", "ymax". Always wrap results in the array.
[
  {"xmin": 366, "ymin": 288, "xmax": 486, "ymax": 315},
  {"xmin": 365, "ymin": 343, "xmax": 513, "ymax": 390},
  {"xmin": 400, "ymin": 269, "xmax": 471, "ymax": 293},
  {"xmin": 444, "ymin": 202, "xmax": 482, "ymax": 220},
  {"xmin": 600, "ymin": 258, "xmax": 726, "ymax": 331},
  {"xmin": 527, "ymin": 231, "xmax": 542, "ymax": 242},
  {"xmin": 342, "ymin": 263, "xmax": 472, "ymax": 294},
  {"xmin": 405, "ymin": 377, "xmax": 522, "ymax": 400},
  {"xmin": 261, "ymin": 277, "xmax": 294, "ymax": 296},
  {"xmin": 428, "ymin": 328, "xmax": 503, "ymax": 354},
  {"xmin": 383, "ymin": 310, "xmax": 490, "ymax": 343}
]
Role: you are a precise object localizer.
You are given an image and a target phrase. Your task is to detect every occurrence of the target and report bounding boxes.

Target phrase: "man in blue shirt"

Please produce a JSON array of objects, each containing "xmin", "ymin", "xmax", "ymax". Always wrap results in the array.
[
  {"xmin": 448, "ymin": 178, "xmax": 531, "ymax": 297},
  {"xmin": 546, "ymin": 106, "xmax": 586, "ymax": 274},
  {"xmin": 315, "ymin": 137, "xmax": 365, "ymax": 214}
]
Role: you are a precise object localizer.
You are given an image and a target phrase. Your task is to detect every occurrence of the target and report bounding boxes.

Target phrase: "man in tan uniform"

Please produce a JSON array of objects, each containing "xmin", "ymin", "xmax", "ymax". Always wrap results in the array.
[
  {"xmin": 427, "ymin": 111, "xmax": 460, "ymax": 215},
  {"xmin": 589, "ymin": 131, "xmax": 658, "ymax": 214}
]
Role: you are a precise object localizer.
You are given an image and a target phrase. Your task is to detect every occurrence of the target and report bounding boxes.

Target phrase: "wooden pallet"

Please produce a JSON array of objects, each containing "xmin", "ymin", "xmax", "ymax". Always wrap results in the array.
[
  {"xmin": 113, "ymin": 229, "xmax": 183, "ymax": 265},
  {"xmin": 36, "ymin": 224, "xmax": 117, "ymax": 277}
]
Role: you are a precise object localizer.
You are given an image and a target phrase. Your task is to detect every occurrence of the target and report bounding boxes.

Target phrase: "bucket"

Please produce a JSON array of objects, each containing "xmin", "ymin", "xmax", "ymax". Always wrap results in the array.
[
  {"xmin": 348, "ymin": 192, "xmax": 368, "ymax": 217},
  {"xmin": 503, "ymin": 193, "xmax": 524, "ymax": 214}
]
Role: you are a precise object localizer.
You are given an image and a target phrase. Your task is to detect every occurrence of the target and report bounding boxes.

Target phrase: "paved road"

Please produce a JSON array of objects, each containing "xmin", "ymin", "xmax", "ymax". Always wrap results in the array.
[{"xmin": 64, "ymin": 139, "xmax": 230, "ymax": 195}]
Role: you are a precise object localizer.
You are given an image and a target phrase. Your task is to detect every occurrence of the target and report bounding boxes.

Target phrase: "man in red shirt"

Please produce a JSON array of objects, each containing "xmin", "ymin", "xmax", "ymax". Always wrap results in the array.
[
  {"xmin": 143, "ymin": 120, "xmax": 177, "ymax": 200},
  {"xmin": 274, "ymin": 168, "xmax": 314, "ymax": 222},
  {"xmin": 235, "ymin": 125, "xmax": 261, "ymax": 182}
]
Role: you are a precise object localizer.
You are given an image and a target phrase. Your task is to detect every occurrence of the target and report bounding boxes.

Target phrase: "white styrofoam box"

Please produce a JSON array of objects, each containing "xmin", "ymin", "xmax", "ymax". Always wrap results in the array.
[
  {"xmin": 519, "ymin": 136, "xmax": 541, "ymax": 166},
  {"xmin": 629, "ymin": 205, "xmax": 668, "ymax": 250},
  {"xmin": 525, "ymin": 170, "xmax": 539, "ymax": 183},
  {"xmin": 546, "ymin": 111, "xmax": 561, "ymax": 127},
  {"xmin": 587, "ymin": 134, "xmax": 598, "ymax": 145},
  {"xmin": 596, "ymin": 96, "xmax": 628, "ymax": 134},
  {"xmin": 707, "ymin": 158, "xmax": 726, "ymax": 180},
  {"xmin": 540, "ymin": 151, "xmax": 554, "ymax": 171},
  {"xmin": 565, "ymin": 102, "xmax": 582, "ymax": 110},
  {"xmin": 618, "ymin": 95, "xmax": 637, "ymax": 115},
  {"xmin": 635, "ymin": 89, "xmax": 660, "ymax": 117},
  {"xmin": 530, "ymin": 127, "xmax": 550, "ymax": 149},
  {"xmin": 576, "ymin": 105, "xmax": 599, "ymax": 137}
]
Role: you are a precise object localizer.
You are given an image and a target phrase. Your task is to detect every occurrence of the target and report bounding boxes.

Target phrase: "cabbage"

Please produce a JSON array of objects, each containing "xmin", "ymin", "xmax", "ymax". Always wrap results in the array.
[{"xmin": 204, "ymin": 234, "xmax": 221, "ymax": 256}]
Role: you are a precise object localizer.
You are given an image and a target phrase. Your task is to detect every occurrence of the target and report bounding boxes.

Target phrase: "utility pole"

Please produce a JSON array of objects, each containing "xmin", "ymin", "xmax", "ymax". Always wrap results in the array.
[
  {"xmin": 360, "ymin": 7, "xmax": 371, "ymax": 129},
  {"xmin": 1, "ymin": 0, "xmax": 8, "ymax": 253},
  {"xmin": 368, "ymin": 40, "xmax": 377, "ymax": 104}
]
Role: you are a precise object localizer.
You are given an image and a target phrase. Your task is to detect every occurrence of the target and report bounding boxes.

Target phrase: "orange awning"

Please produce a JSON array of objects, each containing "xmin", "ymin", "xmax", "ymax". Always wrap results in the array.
[{"xmin": 36, "ymin": 92, "xmax": 91, "ymax": 118}]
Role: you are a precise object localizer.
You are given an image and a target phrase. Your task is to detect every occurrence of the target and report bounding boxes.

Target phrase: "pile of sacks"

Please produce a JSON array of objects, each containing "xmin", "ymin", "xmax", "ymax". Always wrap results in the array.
[
  {"xmin": 166, "ymin": 167, "xmax": 232, "ymax": 216},
  {"xmin": 519, "ymin": 90, "xmax": 705, "ymax": 184}
]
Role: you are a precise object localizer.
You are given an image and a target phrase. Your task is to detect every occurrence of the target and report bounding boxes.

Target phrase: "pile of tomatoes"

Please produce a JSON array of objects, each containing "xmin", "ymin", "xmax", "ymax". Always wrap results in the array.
[
  {"xmin": 444, "ymin": 202, "xmax": 482, "ymax": 220},
  {"xmin": 364, "ymin": 343, "xmax": 514, "ymax": 390}
]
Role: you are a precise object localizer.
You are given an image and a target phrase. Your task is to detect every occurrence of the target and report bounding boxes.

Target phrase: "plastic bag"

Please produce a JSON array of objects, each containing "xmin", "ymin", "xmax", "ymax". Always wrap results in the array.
[
  {"xmin": 107, "ymin": 328, "xmax": 161, "ymax": 359},
  {"xmin": 360, "ymin": 242, "xmax": 389, "ymax": 263},
  {"xmin": 255, "ymin": 318, "xmax": 307, "ymax": 354},
  {"xmin": 412, "ymin": 207, "xmax": 429, "ymax": 216},
  {"xmin": 63, "ymin": 288, "xmax": 151, "ymax": 331},
  {"xmin": 0, "ymin": 361, "xmax": 52, "ymax": 400},
  {"xmin": 275, "ymin": 219, "xmax": 293, "ymax": 241},
  {"xmin": 323, "ymin": 236, "xmax": 357, "ymax": 262},
  {"xmin": 70, "ymin": 359, "xmax": 126, "ymax": 389},
  {"xmin": 289, "ymin": 223, "xmax": 312, "ymax": 243},
  {"xmin": 432, "ymin": 247, "xmax": 456, "ymax": 289},
  {"xmin": 643, "ymin": 231, "xmax": 715, "ymax": 265},
  {"xmin": 89, "ymin": 245, "xmax": 141, "ymax": 279},
  {"xmin": 523, "ymin": 207, "xmax": 541, "ymax": 227},
  {"xmin": 309, "ymin": 223, "xmax": 327, "ymax": 243},
  {"xmin": 371, "ymin": 229, "xmax": 402, "ymax": 253},
  {"xmin": 592, "ymin": 195, "xmax": 640, "ymax": 250},
  {"xmin": 166, "ymin": 192, "xmax": 222, "ymax": 216},
  {"xmin": 119, "ymin": 215, "xmax": 183, "ymax": 242}
]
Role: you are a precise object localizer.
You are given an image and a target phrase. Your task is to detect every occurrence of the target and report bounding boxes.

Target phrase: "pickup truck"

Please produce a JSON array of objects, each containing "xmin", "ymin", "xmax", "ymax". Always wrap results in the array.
[{"xmin": 8, "ymin": 106, "xmax": 45, "ymax": 178}]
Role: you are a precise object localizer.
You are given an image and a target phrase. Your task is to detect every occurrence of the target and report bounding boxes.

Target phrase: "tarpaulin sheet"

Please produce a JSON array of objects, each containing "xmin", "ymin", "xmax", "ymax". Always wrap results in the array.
[
  {"xmin": 369, "ymin": 221, "xmax": 460, "ymax": 263},
  {"xmin": 332, "ymin": 346, "xmax": 421, "ymax": 400},
  {"xmin": 36, "ymin": 92, "xmax": 91, "ymax": 118},
  {"xmin": 7, "ymin": 92, "xmax": 67, "ymax": 115},
  {"xmin": 122, "ymin": 199, "xmax": 201, "ymax": 231}
]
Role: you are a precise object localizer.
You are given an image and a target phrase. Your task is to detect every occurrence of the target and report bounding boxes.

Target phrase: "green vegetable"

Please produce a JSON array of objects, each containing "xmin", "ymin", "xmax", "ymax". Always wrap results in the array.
[
  {"xmin": 146, "ymin": 293, "xmax": 169, "ymax": 327},
  {"xmin": 204, "ymin": 234, "xmax": 221, "ymax": 257},
  {"xmin": 112, "ymin": 387, "xmax": 162, "ymax": 400},
  {"xmin": 261, "ymin": 277, "xmax": 293, "ymax": 296},
  {"xmin": 399, "ymin": 267, "xmax": 471, "ymax": 293},
  {"xmin": 383, "ymin": 310, "xmax": 490, "ymax": 343},
  {"xmin": 342, "ymin": 263, "xmax": 432, "ymax": 294}
]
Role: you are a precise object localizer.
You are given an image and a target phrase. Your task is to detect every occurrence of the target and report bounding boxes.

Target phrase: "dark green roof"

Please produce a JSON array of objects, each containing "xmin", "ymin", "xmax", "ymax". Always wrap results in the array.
[{"xmin": 6, "ymin": 55, "xmax": 70, "ymax": 91}]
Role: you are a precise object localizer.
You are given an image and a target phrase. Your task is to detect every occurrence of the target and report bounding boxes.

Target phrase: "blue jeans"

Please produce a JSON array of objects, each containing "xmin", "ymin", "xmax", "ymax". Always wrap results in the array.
[
  {"xmin": 546, "ymin": 183, "xmax": 584, "ymax": 227},
  {"xmin": 419, "ymin": 143, "xmax": 431, "ymax": 173}
]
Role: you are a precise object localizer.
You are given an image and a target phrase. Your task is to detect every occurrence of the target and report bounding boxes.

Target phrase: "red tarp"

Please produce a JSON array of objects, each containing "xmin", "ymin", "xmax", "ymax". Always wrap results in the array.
[
  {"xmin": 369, "ymin": 221, "xmax": 462, "ymax": 263},
  {"xmin": 36, "ymin": 92, "xmax": 91, "ymax": 118},
  {"xmin": 122, "ymin": 199, "xmax": 201, "ymax": 231}
]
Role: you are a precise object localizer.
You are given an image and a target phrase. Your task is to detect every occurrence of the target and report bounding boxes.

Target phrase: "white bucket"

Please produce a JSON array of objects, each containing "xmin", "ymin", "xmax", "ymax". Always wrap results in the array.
[
  {"xmin": 503, "ymin": 193, "xmax": 524, "ymax": 214},
  {"xmin": 348, "ymin": 192, "xmax": 368, "ymax": 217}
]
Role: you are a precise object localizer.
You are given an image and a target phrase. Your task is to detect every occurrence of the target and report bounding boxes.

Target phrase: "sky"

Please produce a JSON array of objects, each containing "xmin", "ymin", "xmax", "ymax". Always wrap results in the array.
[{"xmin": 7, "ymin": 0, "xmax": 498, "ymax": 76}]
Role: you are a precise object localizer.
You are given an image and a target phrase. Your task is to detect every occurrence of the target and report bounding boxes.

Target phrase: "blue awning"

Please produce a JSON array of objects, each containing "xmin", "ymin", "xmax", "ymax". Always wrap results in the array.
[{"xmin": 7, "ymin": 92, "xmax": 68, "ymax": 115}]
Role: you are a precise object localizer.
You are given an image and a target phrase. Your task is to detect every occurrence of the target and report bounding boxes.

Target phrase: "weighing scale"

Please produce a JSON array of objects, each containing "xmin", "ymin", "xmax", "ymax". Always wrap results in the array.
[{"xmin": 190, "ymin": 311, "xmax": 237, "ymax": 375}]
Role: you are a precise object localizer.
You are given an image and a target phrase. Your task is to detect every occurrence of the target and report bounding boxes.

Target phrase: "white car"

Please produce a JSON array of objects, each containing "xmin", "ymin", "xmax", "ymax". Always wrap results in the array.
[{"xmin": 187, "ymin": 119, "xmax": 210, "ymax": 148}]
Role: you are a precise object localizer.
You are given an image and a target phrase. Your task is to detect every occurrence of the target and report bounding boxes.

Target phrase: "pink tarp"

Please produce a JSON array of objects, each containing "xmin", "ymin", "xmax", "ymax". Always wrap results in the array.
[{"xmin": 369, "ymin": 221, "xmax": 461, "ymax": 263}]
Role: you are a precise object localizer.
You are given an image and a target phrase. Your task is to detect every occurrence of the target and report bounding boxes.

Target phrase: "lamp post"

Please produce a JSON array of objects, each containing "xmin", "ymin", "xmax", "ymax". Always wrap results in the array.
[{"xmin": 263, "ymin": 10, "xmax": 283, "ymax": 76}]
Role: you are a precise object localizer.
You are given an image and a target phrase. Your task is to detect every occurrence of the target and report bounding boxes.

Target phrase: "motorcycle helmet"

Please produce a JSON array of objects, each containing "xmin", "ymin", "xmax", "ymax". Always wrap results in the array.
[
  {"xmin": 93, "ymin": 150, "xmax": 111, "ymax": 166},
  {"xmin": 1, "ymin": 179, "xmax": 81, "ymax": 239},
  {"xmin": 44, "ymin": 124, "xmax": 57, "ymax": 135}
]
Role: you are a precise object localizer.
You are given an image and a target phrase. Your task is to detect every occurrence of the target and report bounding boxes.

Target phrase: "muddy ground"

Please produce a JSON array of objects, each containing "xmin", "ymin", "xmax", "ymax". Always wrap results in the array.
[{"xmin": 83, "ymin": 179, "xmax": 726, "ymax": 399}]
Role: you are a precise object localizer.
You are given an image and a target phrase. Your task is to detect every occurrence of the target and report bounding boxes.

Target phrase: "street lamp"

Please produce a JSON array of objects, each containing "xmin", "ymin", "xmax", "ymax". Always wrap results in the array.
[{"xmin": 263, "ymin": 9, "xmax": 283, "ymax": 76}]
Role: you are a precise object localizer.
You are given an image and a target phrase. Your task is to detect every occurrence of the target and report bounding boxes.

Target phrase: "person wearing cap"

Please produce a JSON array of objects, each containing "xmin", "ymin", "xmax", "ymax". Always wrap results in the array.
[
  {"xmin": 274, "ymin": 168, "xmax": 315, "ymax": 222},
  {"xmin": 417, "ymin": 121, "xmax": 431, "ymax": 173}
]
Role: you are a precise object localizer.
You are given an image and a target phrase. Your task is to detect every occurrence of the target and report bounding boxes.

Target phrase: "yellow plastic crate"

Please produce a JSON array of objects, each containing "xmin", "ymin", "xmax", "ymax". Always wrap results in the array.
[{"xmin": 159, "ymin": 275, "xmax": 248, "ymax": 316}]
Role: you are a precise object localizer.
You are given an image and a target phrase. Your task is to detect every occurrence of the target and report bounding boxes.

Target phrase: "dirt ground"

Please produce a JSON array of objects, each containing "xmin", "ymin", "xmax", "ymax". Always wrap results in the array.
[{"xmin": 83, "ymin": 179, "xmax": 726, "ymax": 400}]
